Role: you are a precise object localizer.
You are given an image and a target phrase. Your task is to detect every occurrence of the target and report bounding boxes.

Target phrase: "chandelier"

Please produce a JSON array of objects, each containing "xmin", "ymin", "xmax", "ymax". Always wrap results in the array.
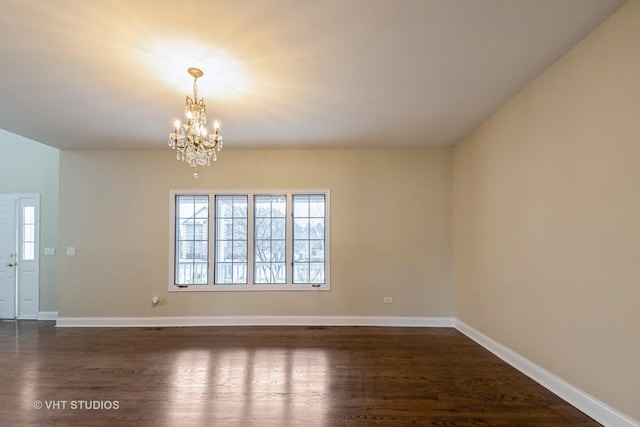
[{"xmin": 168, "ymin": 67, "xmax": 223, "ymax": 178}]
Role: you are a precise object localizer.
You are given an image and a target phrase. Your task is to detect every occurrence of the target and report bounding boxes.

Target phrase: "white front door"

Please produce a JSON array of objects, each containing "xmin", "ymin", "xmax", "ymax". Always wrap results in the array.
[
  {"xmin": 0, "ymin": 196, "xmax": 17, "ymax": 318},
  {"xmin": 0, "ymin": 195, "xmax": 39, "ymax": 319}
]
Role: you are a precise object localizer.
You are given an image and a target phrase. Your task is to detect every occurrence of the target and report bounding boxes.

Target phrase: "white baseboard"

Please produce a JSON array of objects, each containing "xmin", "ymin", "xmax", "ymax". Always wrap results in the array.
[
  {"xmin": 455, "ymin": 320, "xmax": 639, "ymax": 427},
  {"xmin": 38, "ymin": 311, "xmax": 58, "ymax": 320},
  {"xmin": 56, "ymin": 315, "xmax": 455, "ymax": 328}
]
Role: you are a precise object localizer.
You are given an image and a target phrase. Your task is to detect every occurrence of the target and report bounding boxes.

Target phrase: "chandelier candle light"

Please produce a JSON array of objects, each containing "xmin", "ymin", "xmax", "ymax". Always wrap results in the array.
[{"xmin": 168, "ymin": 67, "xmax": 223, "ymax": 178}]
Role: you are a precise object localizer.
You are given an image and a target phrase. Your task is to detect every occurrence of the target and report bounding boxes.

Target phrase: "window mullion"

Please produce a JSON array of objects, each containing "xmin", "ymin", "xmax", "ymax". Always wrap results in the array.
[
  {"xmin": 286, "ymin": 193, "xmax": 293, "ymax": 286},
  {"xmin": 247, "ymin": 193, "xmax": 255, "ymax": 286},
  {"xmin": 208, "ymin": 194, "xmax": 214, "ymax": 285}
]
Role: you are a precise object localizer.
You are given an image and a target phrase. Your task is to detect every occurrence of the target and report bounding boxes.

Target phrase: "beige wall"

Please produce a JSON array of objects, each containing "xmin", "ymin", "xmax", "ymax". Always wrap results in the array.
[
  {"xmin": 0, "ymin": 129, "xmax": 60, "ymax": 312},
  {"xmin": 453, "ymin": 1, "xmax": 640, "ymax": 421},
  {"xmin": 58, "ymin": 148, "xmax": 453, "ymax": 318}
]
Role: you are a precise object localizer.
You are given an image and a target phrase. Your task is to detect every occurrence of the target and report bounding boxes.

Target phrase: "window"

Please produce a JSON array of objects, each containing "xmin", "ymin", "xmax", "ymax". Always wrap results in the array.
[
  {"xmin": 293, "ymin": 194, "xmax": 326, "ymax": 284},
  {"xmin": 169, "ymin": 190, "xmax": 330, "ymax": 291},
  {"xmin": 174, "ymin": 196, "xmax": 209, "ymax": 285},
  {"xmin": 22, "ymin": 206, "xmax": 36, "ymax": 261},
  {"xmin": 254, "ymin": 195, "xmax": 287, "ymax": 284},
  {"xmin": 215, "ymin": 195, "xmax": 248, "ymax": 284}
]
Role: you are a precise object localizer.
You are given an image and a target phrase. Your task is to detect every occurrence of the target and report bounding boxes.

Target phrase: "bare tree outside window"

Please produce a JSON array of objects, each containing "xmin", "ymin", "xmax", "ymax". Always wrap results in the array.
[
  {"xmin": 254, "ymin": 195, "xmax": 287, "ymax": 283},
  {"xmin": 215, "ymin": 195, "xmax": 248, "ymax": 284}
]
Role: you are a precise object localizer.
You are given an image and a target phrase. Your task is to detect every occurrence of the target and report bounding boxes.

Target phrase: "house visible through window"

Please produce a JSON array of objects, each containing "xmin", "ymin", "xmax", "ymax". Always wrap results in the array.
[
  {"xmin": 175, "ymin": 195, "xmax": 209, "ymax": 285},
  {"xmin": 169, "ymin": 190, "xmax": 330, "ymax": 291},
  {"xmin": 293, "ymin": 194, "xmax": 326, "ymax": 284}
]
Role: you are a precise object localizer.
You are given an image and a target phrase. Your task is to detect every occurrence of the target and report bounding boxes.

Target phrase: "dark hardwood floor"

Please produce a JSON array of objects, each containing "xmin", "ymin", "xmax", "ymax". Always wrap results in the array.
[{"xmin": 0, "ymin": 320, "xmax": 599, "ymax": 426}]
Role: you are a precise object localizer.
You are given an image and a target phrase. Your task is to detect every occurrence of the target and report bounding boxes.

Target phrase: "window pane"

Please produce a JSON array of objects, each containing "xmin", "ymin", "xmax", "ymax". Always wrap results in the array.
[
  {"xmin": 178, "ymin": 241, "xmax": 194, "ymax": 260},
  {"xmin": 192, "ymin": 262, "xmax": 208, "ymax": 284},
  {"xmin": 293, "ymin": 195, "xmax": 309, "ymax": 217},
  {"xmin": 309, "ymin": 263, "xmax": 325, "ymax": 283},
  {"xmin": 176, "ymin": 263, "xmax": 191, "ymax": 284},
  {"xmin": 177, "ymin": 196, "xmax": 196, "ymax": 218},
  {"xmin": 255, "ymin": 217, "xmax": 270, "ymax": 240},
  {"xmin": 178, "ymin": 219, "xmax": 191, "ymax": 240},
  {"xmin": 175, "ymin": 196, "xmax": 209, "ymax": 285},
  {"xmin": 309, "ymin": 195, "xmax": 325, "ymax": 217},
  {"xmin": 194, "ymin": 196, "xmax": 208, "ymax": 218},
  {"xmin": 195, "ymin": 241, "xmax": 208, "ymax": 260},
  {"xmin": 198, "ymin": 220, "xmax": 208, "ymax": 240},
  {"xmin": 23, "ymin": 242, "xmax": 35, "ymax": 261},
  {"xmin": 23, "ymin": 206, "xmax": 35, "ymax": 224},
  {"xmin": 310, "ymin": 240, "xmax": 325, "ymax": 262},
  {"xmin": 273, "ymin": 263, "xmax": 287, "ymax": 282},
  {"xmin": 293, "ymin": 194, "xmax": 326, "ymax": 284},
  {"xmin": 255, "ymin": 196, "xmax": 272, "ymax": 217},
  {"xmin": 272, "ymin": 196, "xmax": 286, "ymax": 217},
  {"xmin": 253, "ymin": 195, "xmax": 287, "ymax": 284},
  {"xmin": 217, "ymin": 218, "xmax": 233, "ymax": 239},
  {"xmin": 233, "ymin": 221, "xmax": 246, "ymax": 240},
  {"xmin": 310, "ymin": 218, "xmax": 324, "ymax": 239},
  {"xmin": 215, "ymin": 195, "xmax": 247, "ymax": 284},
  {"xmin": 294, "ymin": 217, "xmax": 309, "ymax": 239},
  {"xmin": 233, "ymin": 263, "xmax": 247, "ymax": 283},
  {"xmin": 254, "ymin": 263, "xmax": 270, "ymax": 283},
  {"xmin": 294, "ymin": 240, "xmax": 309, "ymax": 262},
  {"xmin": 271, "ymin": 240, "xmax": 286, "ymax": 262},
  {"xmin": 216, "ymin": 262, "xmax": 233, "ymax": 283},
  {"xmin": 293, "ymin": 264, "xmax": 309, "ymax": 283},
  {"xmin": 217, "ymin": 241, "xmax": 232, "ymax": 261},
  {"xmin": 233, "ymin": 196, "xmax": 248, "ymax": 217},
  {"xmin": 23, "ymin": 224, "xmax": 34, "ymax": 242},
  {"xmin": 217, "ymin": 196, "xmax": 234, "ymax": 218},
  {"xmin": 176, "ymin": 262, "xmax": 208, "ymax": 285},
  {"xmin": 271, "ymin": 218, "xmax": 286, "ymax": 240},
  {"xmin": 233, "ymin": 240, "xmax": 247, "ymax": 262},
  {"xmin": 255, "ymin": 240, "xmax": 270, "ymax": 262}
]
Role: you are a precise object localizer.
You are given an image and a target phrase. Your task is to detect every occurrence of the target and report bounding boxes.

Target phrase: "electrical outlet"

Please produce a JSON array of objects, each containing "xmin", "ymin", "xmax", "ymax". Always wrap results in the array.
[{"xmin": 384, "ymin": 297, "xmax": 393, "ymax": 304}]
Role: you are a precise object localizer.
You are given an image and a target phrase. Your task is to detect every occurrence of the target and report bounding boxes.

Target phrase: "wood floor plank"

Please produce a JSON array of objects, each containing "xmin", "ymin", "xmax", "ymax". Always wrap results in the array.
[{"xmin": 0, "ymin": 321, "xmax": 600, "ymax": 426}]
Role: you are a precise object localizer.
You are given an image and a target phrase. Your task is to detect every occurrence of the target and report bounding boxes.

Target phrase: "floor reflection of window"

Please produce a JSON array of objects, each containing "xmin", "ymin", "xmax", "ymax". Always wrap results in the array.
[
  {"xmin": 167, "ymin": 350, "xmax": 211, "ymax": 425},
  {"xmin": 210, "ymin": 349, "xmax": 251, "ymax": 421},
  {"xmin": 204, "ymin": 348, "xmax": 329, "ymax": 425},
  {"xmin": 20, "ymin": 360, "xmax": 38, "ymax": 412}
]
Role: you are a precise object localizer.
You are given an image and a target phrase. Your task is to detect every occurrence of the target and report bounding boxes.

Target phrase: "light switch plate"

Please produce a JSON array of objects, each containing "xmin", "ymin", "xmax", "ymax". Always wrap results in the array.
[
  {"xmin": 44, "ymin": 247, "xmax": 56, "ymax": 256},
  {"xmin": 66, "ymin": 247, "xmax": 76, "ymax": 256}
]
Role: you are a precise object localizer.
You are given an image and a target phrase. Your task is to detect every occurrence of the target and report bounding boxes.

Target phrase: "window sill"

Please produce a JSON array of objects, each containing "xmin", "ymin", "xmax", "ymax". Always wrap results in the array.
[{"xmin": 168, "ymin": 284, "xmax": 330, "ymax": 292}]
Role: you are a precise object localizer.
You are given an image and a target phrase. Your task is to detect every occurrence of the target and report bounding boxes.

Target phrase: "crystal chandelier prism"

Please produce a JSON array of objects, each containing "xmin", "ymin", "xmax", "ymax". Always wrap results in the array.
[{"xmin": 168, "ymin": 67, "xmax": 223, "ymax": 179}]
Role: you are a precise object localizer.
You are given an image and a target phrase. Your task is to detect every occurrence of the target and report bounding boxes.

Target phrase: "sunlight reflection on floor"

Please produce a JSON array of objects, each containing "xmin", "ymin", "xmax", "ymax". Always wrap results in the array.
[{"xmin": 167, "ymin": 347, "xmax": 328, "ymax": 425}]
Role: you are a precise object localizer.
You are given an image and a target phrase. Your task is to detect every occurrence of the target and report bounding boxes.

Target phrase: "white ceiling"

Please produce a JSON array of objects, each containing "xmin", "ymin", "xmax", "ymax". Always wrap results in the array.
[{"xmin": 0, "ymin": 0, "xmax": 625, "ymax": 150}]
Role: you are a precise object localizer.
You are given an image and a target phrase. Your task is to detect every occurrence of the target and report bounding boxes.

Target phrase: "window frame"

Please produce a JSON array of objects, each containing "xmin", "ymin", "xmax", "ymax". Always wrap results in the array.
[{"xmin": 168, "ymin": 189, "xmax": 330, "ymax": 292}]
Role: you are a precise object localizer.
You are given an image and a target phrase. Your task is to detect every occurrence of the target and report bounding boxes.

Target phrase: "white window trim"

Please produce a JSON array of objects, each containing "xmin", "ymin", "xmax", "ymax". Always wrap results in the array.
[{"xmin": 168, "ymin": 189, "xmax": 330, "ymax": 292}]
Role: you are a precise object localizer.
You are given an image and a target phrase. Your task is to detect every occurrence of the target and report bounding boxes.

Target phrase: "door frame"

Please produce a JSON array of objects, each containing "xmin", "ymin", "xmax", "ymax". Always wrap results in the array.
[{"xmin": 0, "ymin": 193, "xmax": 40, "ymax": 319}]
